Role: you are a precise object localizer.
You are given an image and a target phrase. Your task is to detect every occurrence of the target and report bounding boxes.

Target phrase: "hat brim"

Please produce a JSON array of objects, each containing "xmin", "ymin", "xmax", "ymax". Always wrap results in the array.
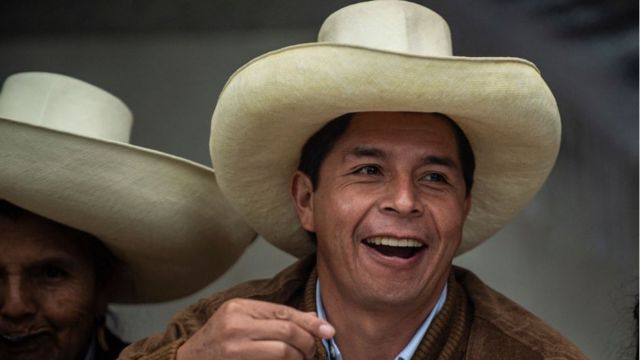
[
  {"xmin": 1, "ymin": 118, "xmax": 256, "ymax": 303},
  {"xmin": 210, "ymin": 43, "xmax": 560, "ymax": 258}
]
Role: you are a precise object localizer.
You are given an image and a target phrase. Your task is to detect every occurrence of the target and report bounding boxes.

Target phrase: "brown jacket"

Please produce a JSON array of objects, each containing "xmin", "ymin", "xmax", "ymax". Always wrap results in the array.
[{"xmin": 119, "ymin": 256, "xmax": 586, "ymax": 360}]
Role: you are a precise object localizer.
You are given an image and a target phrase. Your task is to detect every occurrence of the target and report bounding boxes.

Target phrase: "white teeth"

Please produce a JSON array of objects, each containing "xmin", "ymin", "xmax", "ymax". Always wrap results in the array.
[
  {"xmin": 0, "ymin": 331, "xmax": 46, "ymax": 343},
  {"xmin": 364, "ymin": 237, "xmax": 423, "ymax": 247},
  {"xmin": 1, "ymin": 334, "xmax": 28, "ymax": 342}
]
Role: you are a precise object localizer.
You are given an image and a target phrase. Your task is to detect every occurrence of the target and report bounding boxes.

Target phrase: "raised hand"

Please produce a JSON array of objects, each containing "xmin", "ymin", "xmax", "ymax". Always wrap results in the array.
[{"xmin": 176, "ymin": 298, "xmax": 335, "ymax": 360}]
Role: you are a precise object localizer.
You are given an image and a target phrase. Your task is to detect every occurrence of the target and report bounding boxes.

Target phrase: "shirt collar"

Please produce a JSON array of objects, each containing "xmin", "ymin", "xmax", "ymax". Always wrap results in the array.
[
  {"xmin": 315, "ymin": 279, "xmax": 448, "ymax": 360},
  {"xmin": 83, "ymin": 332, "xmax": 97, "ymax": 360}
]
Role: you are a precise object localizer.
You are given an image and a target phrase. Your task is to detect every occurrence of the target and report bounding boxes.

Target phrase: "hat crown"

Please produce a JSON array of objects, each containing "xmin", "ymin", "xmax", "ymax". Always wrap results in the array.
[
  {"xmin": 0, "ymin": 72, "xmax": 132, "ymax": 142},
  {"xmin": 318, "ymin": 0, "xmax": 452, "ymax": 57}
]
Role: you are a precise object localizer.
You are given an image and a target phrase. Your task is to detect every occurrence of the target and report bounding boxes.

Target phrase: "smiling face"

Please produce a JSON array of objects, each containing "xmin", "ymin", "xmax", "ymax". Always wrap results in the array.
[
  {"xmin": 292, "ymin": 112, "xmax": 471, "ymax": 310},
  {"xmin": 0, "ymin": 210, "xmax": 106, "ymax": 360}
]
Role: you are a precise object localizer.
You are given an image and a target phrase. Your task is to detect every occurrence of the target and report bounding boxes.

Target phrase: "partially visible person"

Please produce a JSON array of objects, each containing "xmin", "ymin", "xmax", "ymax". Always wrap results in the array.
[
  {"xmin": 0, "ymin": 72, "xmax": 256, "ymax": 359},
  {"xmin": 0, "ymin": 200, "xmax": 126, "ymax": 360}
]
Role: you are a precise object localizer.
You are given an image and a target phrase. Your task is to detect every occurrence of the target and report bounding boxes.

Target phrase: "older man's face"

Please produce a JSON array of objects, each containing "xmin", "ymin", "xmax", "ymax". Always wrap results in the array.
[
  {"xmin": 295, "ymin": 112, "xmax": 471, "ymax": 309},
  {"xmin": 0, "ymin": 212, "xmax": 104, "ymax": 360}
]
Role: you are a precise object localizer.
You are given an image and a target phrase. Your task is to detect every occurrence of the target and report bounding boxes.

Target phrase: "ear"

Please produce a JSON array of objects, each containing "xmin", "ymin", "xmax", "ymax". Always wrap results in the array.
[
  {"xmin": 463, "ymin": 194, "xmax": 472, "ymax": 219},
  {"xmin": 290, "ymin": 171, "xmax": 315, "ymax": 232}
]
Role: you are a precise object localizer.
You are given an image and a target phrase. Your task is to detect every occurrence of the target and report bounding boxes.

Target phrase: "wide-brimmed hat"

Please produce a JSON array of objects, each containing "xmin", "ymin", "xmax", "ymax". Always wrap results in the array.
[
  {"xmin": 209, "ymin": 0, "xmax": 561, "ymax": 258},
  {"xmin": 0, "ymin": 72, "xmax": 256, "ymax": 303}
]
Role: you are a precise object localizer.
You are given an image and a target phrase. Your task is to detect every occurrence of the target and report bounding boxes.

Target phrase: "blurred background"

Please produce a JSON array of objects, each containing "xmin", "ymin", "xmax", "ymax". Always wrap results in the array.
[{"xmin": 0, "ymin": 0, "xmax": 637, "ymax": 358}]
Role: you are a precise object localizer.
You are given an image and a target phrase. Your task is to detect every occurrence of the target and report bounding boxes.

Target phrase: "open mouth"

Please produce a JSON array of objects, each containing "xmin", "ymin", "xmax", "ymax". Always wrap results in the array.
[
  {"xmin": 0, "ymin": 331, "xmax": 48, "ymax": 347},
  {"xmin": 362, "ymin": 236, "xmax": 426, "ymax": 259}
]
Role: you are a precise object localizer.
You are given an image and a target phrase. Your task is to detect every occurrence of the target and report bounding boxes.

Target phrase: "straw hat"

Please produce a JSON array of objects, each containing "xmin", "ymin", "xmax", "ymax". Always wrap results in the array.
[
  {"xmin": 210, "ymin": 0, "xmax": 561, "ymax": 258},
  {"xmin": 0, "ymin": 72, "xmax": 256, "ymax": 303}
]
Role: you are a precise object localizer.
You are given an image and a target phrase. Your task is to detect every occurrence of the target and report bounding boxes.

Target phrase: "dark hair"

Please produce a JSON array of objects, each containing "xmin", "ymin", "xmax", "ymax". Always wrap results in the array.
[
  {"xmin": 446, "ymin": 114, "xmax": 476, "ymax": 195},
  {"xmin": 298, "ymin": 113, "xmax": 354, "ymax": 188},
  {"xmin": 0, "ymin": 199, "xmax": 25, "ymax": 219},
  {"xmin": 0, "ymin": 200, "xmax": 118, "ymax": 287},
  {"xmin": 297, "ymin": 112, "xmax": 476, "ymax": 194},
  {"xmin": 72, "ymin": 227, "xmax": 118, "ymax": 289}
]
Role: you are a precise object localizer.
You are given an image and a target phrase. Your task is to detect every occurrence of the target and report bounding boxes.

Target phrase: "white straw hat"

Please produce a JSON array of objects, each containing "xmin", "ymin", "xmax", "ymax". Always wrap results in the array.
[
  {"xmin": 0, "ymin": 72, "xmax": 256, "ymax": 303},
  {"xmin": 210, "ymin": 0, "xmax": 561, "ymax": 258}
]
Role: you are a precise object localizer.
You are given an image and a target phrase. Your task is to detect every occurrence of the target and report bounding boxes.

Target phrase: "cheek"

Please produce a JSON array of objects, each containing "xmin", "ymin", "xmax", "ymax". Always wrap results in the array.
[
  {"xmin": 38, "ymin": 281, "xmax": 98, "ymax": 332},
  {"xmin": 319, "ymin": 191, "xmax": 371, "ymax": 240},
  {"xmin": 49, "ymin": 288, "xmax": 97, "ymax": 360},
  {"xmin": 428, "ymin": 199, "xmax": 467, "ymax": 237}
]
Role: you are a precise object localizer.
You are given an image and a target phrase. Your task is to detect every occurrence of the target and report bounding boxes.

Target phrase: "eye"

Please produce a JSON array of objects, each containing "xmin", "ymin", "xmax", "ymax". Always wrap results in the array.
[
  {"xmin": 354, "ymin": 165, "xmax": 382, "ymax": 176},
  {"xmin": 421, "ymin": 172, "xmax": 447, "ymax": 183},
  {"xmin": 44, "ymin": 266, "xmax": 67, "ymax": 279},
  {"xmin": 33, "ymin": 264, "xmax": 69, "ymax": 283}
]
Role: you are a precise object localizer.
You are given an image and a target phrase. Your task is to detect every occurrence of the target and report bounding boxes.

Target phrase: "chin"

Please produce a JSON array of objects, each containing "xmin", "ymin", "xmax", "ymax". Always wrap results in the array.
[{"xmin": 355, "ymin": 276, "xmax": 426, "ymax": 307}]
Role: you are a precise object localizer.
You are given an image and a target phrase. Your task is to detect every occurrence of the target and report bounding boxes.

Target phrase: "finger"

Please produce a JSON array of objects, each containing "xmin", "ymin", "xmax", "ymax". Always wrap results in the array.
[
  {"xmin": 273, "ymin": 307, "xmax": 335, "ymax": 340},
  {"xmin": 246, "ymin": 319, "xmax": 317, "ymax": 359},
  {"xmin": 245, "ymin": 300, "xmax": 335, "ymax": 339}
]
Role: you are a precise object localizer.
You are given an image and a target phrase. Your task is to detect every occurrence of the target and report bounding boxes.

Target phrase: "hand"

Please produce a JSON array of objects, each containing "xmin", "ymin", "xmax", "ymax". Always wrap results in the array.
[{"xmin": 176, "ymin": 298, "xmax": 335, "ymax": 360}]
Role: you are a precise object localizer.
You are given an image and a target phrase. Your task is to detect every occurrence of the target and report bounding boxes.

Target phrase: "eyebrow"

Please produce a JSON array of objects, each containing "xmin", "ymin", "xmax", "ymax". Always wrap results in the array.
[
  {"xmin": 0, "ymin": 256, "xmax": 78, "ymax": 277},
  {"xmin": 345, "ymin": 146, "xmax": 388, "ymax": 160},
  {"xmin": 27, "ymin": 256, "xmax": 78, "ymax": 271},
  {"xmin": 423, "ymin": 155, "xmax": 458, "ymax": 169},
  {"xmin": 345, "ymin": 146, "xmax": 458, "ymax": 169}
]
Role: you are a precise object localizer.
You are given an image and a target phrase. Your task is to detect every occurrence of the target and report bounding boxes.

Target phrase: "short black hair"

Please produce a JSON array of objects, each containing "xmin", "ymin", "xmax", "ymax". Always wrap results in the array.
[
  {"xmin": 0, "ymin": 199, "xmax": 25, "ymax": 219},
  {"xmin": 298, "ymin": 113, "xmax": 354, "ymax": 188},
  {"xmin": 297, "ymin": 112, "xmax": 475, "ymax": 194}
]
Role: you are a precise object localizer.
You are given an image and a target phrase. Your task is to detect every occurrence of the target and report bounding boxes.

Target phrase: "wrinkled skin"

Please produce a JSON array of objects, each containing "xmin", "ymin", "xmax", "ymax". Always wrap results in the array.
[{"xmin": 0, "ymin": 212, "xmax": 106, "ymax": 360}]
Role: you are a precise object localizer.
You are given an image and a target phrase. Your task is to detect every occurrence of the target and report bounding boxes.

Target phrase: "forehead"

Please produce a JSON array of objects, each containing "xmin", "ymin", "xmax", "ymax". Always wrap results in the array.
[
  {"xmin": 0, "ymin": 212, "xmax": 91, "ymax": 267},
  {"xmin": 336, "ymin": 112, "xmax": 458, "ymax": 152}
]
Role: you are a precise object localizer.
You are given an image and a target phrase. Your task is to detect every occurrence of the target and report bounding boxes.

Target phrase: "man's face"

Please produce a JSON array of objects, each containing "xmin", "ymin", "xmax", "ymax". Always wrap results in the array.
[
  {"xmin": 293, "ymin": 112, "xmax": 471, "ymax": 309},
  {"xmin": 0, "ymin": 212, "xmax": 104, "ymax": 360}
]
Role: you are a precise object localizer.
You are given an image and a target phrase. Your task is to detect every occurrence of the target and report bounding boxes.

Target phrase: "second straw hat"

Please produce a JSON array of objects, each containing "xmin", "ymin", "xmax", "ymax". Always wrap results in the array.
[{"xmin": 0, "ymin": 72, "xmax": 256, "ymax": 303}]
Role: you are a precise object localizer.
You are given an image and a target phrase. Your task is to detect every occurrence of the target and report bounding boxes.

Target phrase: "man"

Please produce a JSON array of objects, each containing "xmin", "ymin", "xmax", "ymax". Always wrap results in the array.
[
  {"xmin": 0, "ymin": 72, "xmax": 256, "ymax": 359},
  {"xmin": 121, "ymin": 1, "xmax": 586, "ymax": 359}
]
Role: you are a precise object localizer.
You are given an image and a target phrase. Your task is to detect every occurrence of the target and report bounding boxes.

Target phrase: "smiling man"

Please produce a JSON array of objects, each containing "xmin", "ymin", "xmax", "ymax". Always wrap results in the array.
[
  {"xmin": 290, "ymin": 112, "xmax": 472, "ymax": 359},
  {"xmin": 121, "ymin": 1, "xmax": 586, "ymax": 359}
]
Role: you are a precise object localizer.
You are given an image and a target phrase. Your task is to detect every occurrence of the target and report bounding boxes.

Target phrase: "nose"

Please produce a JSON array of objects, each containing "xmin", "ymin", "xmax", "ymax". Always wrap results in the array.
[
  {"xmin": 379, "ymin": 174, "xmax": 424, "ymax": 217},
  {"xmin": 0, "ymin": 275, "xmax": 36, "ymax": 321}
]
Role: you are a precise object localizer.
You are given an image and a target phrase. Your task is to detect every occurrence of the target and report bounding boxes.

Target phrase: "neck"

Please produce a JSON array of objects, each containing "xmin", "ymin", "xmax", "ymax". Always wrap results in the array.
[{"xmin": 317, "ymin": 273, "xmax": 447, "ymax": 360}]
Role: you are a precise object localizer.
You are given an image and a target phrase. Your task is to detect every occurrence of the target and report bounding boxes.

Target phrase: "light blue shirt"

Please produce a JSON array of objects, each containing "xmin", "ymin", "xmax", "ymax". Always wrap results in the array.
[{"xmin": 316, "ymin": 280, "xmax": 448, "ymax": 360}]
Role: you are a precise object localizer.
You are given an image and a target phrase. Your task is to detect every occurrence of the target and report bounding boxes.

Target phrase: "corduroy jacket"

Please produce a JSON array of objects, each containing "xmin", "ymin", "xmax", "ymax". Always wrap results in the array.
[{"xmin": 118, "ymin": 255, "xmax": 586, "ymax": 360}]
